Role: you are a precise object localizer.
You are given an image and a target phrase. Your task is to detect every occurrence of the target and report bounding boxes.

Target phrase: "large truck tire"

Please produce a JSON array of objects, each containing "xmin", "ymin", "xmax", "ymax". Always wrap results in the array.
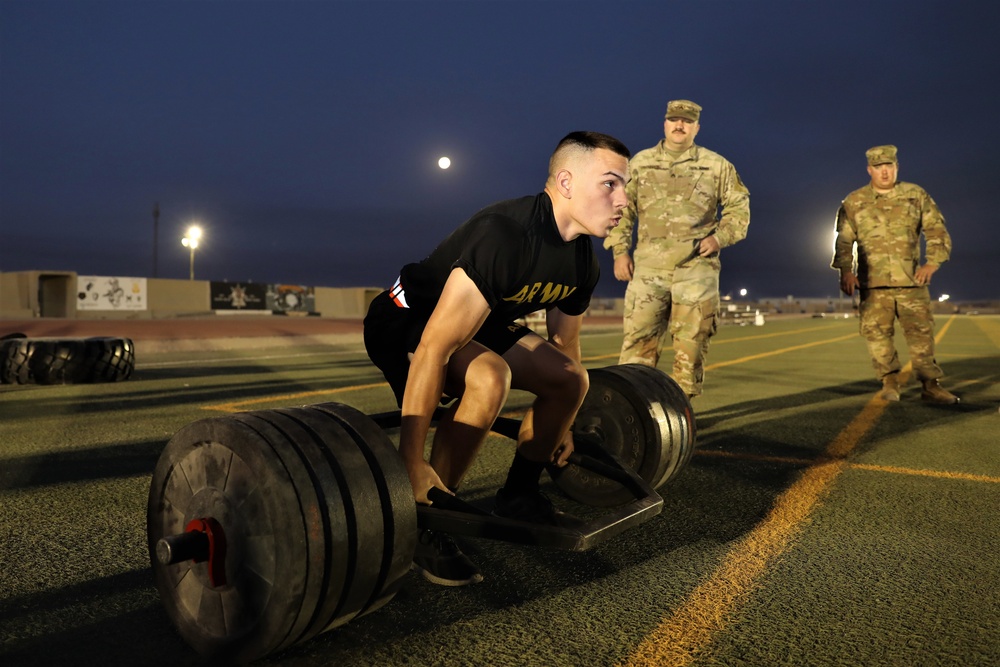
[{"xmin": 0, "ymin": 334, "xmax": 135, "ymax": 385}]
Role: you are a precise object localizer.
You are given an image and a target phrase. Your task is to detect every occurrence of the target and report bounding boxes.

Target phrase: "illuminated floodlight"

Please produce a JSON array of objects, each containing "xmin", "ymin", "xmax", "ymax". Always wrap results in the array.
[
  {"xmin": 182, "ymin": 225, "xmax": 203, "ymax": 280},
  {"xmin": 938, "ymin": 294, "xmax": 950, "ymax": 302}
]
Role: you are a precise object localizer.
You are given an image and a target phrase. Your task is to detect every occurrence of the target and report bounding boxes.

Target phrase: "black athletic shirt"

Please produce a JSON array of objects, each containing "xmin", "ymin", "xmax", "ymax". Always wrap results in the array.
[{"xmin": 397, "ymin": 192, "xmax": 599, "ymax": 324}]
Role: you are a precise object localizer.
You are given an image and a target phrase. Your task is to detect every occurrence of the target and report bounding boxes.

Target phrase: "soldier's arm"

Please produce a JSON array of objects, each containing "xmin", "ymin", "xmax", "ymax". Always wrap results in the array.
[
  {"xmin": 831, "ymin": 203, "xmax": 857, "ymax": 271},
  {"xmin": 831, "ymin": 203, "xmax": 859, "ymax": 294},
  {"xmin": 920, "ymin": 189, "xmax": 952, "ymax": 267},
  {"xmin": 603, "ymin": 164, "xmax": 638, "ymax": 258},
  {"xmin": 545, "ymin": 307, "xmax": 584, "ymax": 365},
  {"xmin": 543, "ymin": 307, "xmax": 585, "ymax": 466},
  {"xmin": 400, "ymin": 268, "xmax": 490, "ymax": 504},
  {"xmin": 914, "ymin": 263, "xmax": 938, "ymax": 285},
  {"xmin": 712, "ymin": 161, "xmax": 751, "ymax": 248}
]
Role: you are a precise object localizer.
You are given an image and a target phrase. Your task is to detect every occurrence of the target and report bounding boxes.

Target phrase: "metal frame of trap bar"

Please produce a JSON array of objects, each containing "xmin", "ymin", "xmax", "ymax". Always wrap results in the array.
[{"xmin": 367, "ymin": 410, "xmax": 665, "ymax": 552}]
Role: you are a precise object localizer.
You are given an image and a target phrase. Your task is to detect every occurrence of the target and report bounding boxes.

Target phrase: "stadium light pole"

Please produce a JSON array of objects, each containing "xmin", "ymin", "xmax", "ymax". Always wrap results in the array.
[
  {"xmin": 152, "ymin": 202, "xmax": 160, "ymax": 278},
  {"xmin": 181, "ymin": 225, "xmax": 202, "ymax": 280}
]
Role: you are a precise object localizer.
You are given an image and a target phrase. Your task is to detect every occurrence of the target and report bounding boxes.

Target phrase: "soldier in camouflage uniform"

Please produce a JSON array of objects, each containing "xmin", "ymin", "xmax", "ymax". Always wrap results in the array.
[
  {"xmin": 604, "ymin": 100, "xmax": 750, "ymax": 398},
  {"xmin": 832, "ymin": 145, "xmax": 959, "ymax": 404}
]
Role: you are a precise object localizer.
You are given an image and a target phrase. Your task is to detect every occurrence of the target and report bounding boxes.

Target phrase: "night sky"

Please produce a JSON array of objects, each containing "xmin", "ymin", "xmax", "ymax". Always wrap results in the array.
[{"xmin": 3, "ymin": 0, "xmax": 999, "ymax": 302}]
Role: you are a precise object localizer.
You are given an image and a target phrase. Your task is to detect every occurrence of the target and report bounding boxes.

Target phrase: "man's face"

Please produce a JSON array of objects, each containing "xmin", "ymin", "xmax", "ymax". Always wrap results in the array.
[
  {"xmin": 568, "ymin": 148, "xmax": 629, "ymax": 239},
  {"xmin": 867, "ymin": 162, "xmax": 898, "ymax": 191},
  {"xmin": 663, "ymin": 117, "xmax": 699, "ymax": 151}
]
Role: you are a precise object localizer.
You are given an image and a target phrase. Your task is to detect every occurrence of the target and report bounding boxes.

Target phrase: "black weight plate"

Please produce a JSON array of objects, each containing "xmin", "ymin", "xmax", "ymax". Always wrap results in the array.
[
  {"xmin": 288, "ymin": 405, "xmax": 387, "ymax": 631},
  {"xmin": 559, "ymin": 368, "xmax": 662, "ymax": 506},
  {"xmin": 607, "ymin": 364, "xmax": 696, "ymax": 488},
  {"xmin": 309, "ymin": 402, "xmax": 417, "ymax": 619},
  {"xmin": 601, "ymin": 365, "xmax": 676, "ymax": 487},
  {"xmin": 266, "ymin": 407, "xmax": 356, "ymax": 643},
  {"xmin": 232, "ymin": 412, "xmax": 328, "ymax": 654},
  {"xmin": 597, "ymin": 364, "xmax": 695, "ymax": 490},
  {"xmin": 147, "ymin": 415, "xmax": 308, "ymax": 663},
  {"xmin": 554, "ymin": 364, "xmax": 695, "ymax": 507}
]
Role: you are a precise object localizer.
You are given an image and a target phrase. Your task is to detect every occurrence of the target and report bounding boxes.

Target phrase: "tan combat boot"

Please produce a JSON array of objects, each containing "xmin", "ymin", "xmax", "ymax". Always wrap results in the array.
[
  {"xmin": 921, "ymin": 379, "xmax": 959, "ymax": 404},
  {"xmin": 878, "ymin": 374, "xmax": 901, "ymax": 401}
]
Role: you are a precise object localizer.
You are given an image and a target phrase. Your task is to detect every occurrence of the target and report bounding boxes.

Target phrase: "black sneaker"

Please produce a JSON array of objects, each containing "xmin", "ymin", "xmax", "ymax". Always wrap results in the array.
[
  {"xmin": 492, "ymin": 488, "xmax": 583, "ymax": 528},
  {"xmin": 411, "ymin": 529, "xmax": 483, "ymax": 586}
]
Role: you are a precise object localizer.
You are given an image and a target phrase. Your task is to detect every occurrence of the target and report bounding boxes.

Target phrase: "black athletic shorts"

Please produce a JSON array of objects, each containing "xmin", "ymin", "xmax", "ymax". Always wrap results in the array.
[{"xmin": 363, "ymin": 289, "xmax": 534, "ymax": 406}]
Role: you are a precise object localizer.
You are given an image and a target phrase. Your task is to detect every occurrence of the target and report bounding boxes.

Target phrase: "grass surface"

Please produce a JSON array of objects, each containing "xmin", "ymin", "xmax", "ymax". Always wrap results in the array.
[{"xmin": 1, "ymin": 315, "xmax": 998, "ymax": 666}]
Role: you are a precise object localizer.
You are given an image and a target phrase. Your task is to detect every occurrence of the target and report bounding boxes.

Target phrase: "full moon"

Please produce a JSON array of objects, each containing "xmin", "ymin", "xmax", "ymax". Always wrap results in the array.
[{"xmin": 438, "ymin": 156, "xmax": 451, "ymax": 169}]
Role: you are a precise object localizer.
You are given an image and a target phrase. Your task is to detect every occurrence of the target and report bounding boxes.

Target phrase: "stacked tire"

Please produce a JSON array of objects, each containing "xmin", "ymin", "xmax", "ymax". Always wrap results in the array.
[{"xmin": 0, "ymin": 334, "xmax": 135, "ymax": 385}]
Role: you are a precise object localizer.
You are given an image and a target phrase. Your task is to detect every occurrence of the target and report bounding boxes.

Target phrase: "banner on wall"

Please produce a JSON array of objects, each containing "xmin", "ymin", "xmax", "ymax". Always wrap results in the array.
[
  {"xmin": 267, "ymin": 284, "xmax": 315, "ymax": 314},
  {"xmin": 210, "ymin": 282, "xmax": 268, "ymax": 310},
  {"xmin": 77, "ymin": 276, "xmax": 148, "ymax": 311}
]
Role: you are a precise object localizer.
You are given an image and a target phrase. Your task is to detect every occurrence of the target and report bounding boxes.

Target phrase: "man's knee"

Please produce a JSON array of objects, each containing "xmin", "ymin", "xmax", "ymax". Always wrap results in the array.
[
  {"xmin": 623, "ymin": 277, "xmax": 671, "ymax": 329},
  {"xmin": 669, "ymin": 298, "xmax": 718, "ymax": 341},
  {"xmin": 569, "ymin": 359, "xmax": 589, "ymax": 400},
  {"xmin": 560, "ymin": 357, "xmax": 590, "ymax": 398},
  {"xmin": 619, "ymin": 335, "xmax": 662, "ymax": 365},
  {"xmin": 860, "ymin": 316, "xmax": 894, "ymax": 341},
  {"xmin": 619, "ymin": 354, "xmax": 657, "ymax": 368},
  {"xmin": 458, "ymin": 354, "xmax": 512, "ymax": 412},
  {"xmin": 534, "ymin": 355, "xmax": 589, "ymax": 404},
  {"xmin": 859, "ymin": 293, "xmax": 897, "ymax": 336}
]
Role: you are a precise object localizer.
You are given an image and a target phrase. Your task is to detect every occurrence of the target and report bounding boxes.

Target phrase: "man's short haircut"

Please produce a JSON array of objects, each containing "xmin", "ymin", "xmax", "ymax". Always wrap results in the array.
[{"xmin": 548, "ymin": 131, "xmax": 631, "ymax": 177}]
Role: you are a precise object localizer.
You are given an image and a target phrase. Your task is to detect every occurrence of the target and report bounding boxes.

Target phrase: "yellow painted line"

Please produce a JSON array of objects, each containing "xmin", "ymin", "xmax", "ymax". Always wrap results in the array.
[
  {"xmin": 584, "ymin": 353, "xmax": 621, "ymax": 363},
  {"xmin": 936, "ymin": 313, "xmax": 957, "ymax": 339},
  {"xmin": 695, "ymin": 449, "xmax": 814, "ymax": 467},
  {"xmin": 622, "ymin": 319, "xmax": 959, "ymax": 666},
  {"xmin": 712, "ymin": 323, "xmax": 854, "ymax": 345},
  {"xmin": 696, "ymin": 450, "xmax": 1000, "ymax": 485},
  {"xmin": 849, "ymin": 462, "xmax": 1000, "ymax": 484},
  {"xmin": 705, "ymin": 334, "xmax": 857, "ymax": 371},
  {"xmin": 619, "ymin": 390, "xmax": 890, "ymax": 667},
  {"xmin": 586, "ymin": 325, "xmax": 858, "ymax": 365},
  {"xmin": 201, "ymin": 382, "xmax": 389, "ymax": 413},
  {"xmin": 972, "ymin": 315, "xmax": 1000, "ymax": 348},
  {"xmin": 200, "ymin": 331, "xmax": 852, "ymax": 412}
]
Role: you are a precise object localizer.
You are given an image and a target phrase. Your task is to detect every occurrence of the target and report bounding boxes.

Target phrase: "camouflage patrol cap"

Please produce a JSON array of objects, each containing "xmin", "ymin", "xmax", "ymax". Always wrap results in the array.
[
  {"xmin": 865, "ymin": 145, "xmax": 898, "ymax": 166},
  {"xmin": 665, "ymin": 99, "xmax": 702, "ymax": 122}
]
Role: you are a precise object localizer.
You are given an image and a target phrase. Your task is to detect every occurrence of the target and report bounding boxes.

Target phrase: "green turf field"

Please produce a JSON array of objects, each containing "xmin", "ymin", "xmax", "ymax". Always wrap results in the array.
[{"xmin": 1, "ymin": 315, "xmax": 998, "ymax": 666}]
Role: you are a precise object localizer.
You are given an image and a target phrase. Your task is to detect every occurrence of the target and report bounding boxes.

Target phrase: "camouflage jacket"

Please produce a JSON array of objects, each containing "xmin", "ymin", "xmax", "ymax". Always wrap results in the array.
[
  {"xmin": 604, "ymin": 141, "xmax": 750, "ymax": 269},
  {"xmin": 832, "ymin": 182, "xmax": 951, "ymax": 288}
]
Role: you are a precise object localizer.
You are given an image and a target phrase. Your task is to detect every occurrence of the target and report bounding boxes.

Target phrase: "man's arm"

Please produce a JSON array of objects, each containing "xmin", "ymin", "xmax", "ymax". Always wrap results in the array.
[
  {"xmin": 831, "ymin": 203, "xmax": 859, "ymax": 295},
  {"xmin": 545, "ymin": 306, "xmax": 584, "ymax": 364},
  {"xmin": 399, "ymin": 268, "xmax": 490, "ymax": 503},
  {"xmin": 540, "ymin": 307, "xmax": 585, "ymax": 466},
  {"xmin": 710, "ymin": 161, "xmax": 751, "ymax": 249},
  {"xmin": 604, "ymin": 164, "xmax": 638, "ymax": 262},
  {"xmin": 913, "ymin": 263, "xmax": 938, "ymax": 286},
  {"xmin": 919, "ymin": 188, "xmax": 951, "ymax": 276}
]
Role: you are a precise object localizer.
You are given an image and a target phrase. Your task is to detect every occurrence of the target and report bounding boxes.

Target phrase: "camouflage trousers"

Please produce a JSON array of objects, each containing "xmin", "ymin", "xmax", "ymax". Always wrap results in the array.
[
  {"xmin": 858, "ymin": 286, "xmax": 943, "ymax": 382},
  {"xmin": 618, "ymin": 259, "xmax": 720, "ymax": 396}
]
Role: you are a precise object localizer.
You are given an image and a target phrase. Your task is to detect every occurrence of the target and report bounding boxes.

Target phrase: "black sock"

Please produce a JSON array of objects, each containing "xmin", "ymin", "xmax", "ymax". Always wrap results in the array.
[{"xmin": 501, "ymin": 451, "xmax": 545, "ymax": 496}]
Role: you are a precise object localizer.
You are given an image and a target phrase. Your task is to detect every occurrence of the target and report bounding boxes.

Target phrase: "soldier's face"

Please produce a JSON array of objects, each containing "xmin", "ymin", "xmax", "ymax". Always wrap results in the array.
[
  {"xmin": 663, "ymin": 117, "xmax": 699, "ymax": 151},
  {"xmin": 566, "ymin": 148, "xmax": 629, "ymax": 239},
  {"xmin": 867, "ymin": 162, "xmax": 898, "ymax": 191}
]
